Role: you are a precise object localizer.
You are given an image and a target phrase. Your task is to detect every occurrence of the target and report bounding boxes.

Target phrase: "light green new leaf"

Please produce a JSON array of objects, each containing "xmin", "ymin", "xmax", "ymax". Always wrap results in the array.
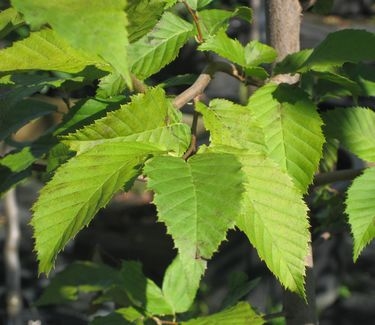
[
  {"xmin": 301, "ymin": 29, "xmax": 375, "ymax": 72},
  {"xmin": 36, "ymin": 261, "xmax": 122, "ymax": 306},
  {"xmin": 346, "ymin": 167, "xmax": 375, "ymax": 261},
  {"xmin": 162, "ymin": 254, "xmax": 206, "ymax": 313},
  {"xmin": 64, "ymin": 88, "xmax": 191, "ymax": 156},
  {"xmin": 182, "ymin": 302, "xmax": 264, "ymax": 325},
  {"xmin": 121, "ymin": 261, "xmax": 173, "ymax": 315},
  {"xmin": 198, "ymin": 7, "xmax": 253, "ymax": 39},
  {"xmin": 236, "ymin": 151, "xmax": 310, "ymax": 298},
  {"xmin": 12, "ymin": 0, "xmax": 130, "ymax": 83},
  {"xmin": 196, "ymin": 99, "xmax": 265, "ymax": 153},
  {"xmin": 144, "ymin": 153, "xmax": 244, "ymax": 267},
  {"xmin": 0, "ymin": 29, "xmax": 103, "ymax": 73},
  {"xmin": 322, "ymin": 107, "xmax": 375, "ymax": 162},
  {"xmin": 248, "ymin": 83, "xmax": 324, "ymax": 193},
  {"xmin": 96, "ymin": 72, "xmax": 128, "ymax": 98},
  {"xmin": 128, "ymin": 12, "xmax": 193, "ymax": 80},
  {"xmin": 199, "ymin": 28, "xmax": 246, "ymax": 66},
  {"xmin": 32, "ymin": 142, "xmax": 163, "ymax": 274},
  {"xmin": 244, "ymin": 40, "xmax": 277, "ymax": 66}
]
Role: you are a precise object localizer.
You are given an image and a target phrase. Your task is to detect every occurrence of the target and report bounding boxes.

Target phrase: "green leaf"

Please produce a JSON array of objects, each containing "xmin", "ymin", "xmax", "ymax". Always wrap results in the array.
[
  {"xmin": 274, "ymin": 49, "xmax": 313, "ymax": 74},
  {"xmin": 199, "ymin": 28, "xmax": 246, "ymax": 66},
  {"xmin": 144, "ymin": 152, "xmax": 244, "ymax": 268},
  {"xmin": 301, "ymin": 29, "xmax": 375, "ymax": 72},
  {"xmin": 127, "ymin": 0, "xmax": 165, "ymax": 43},
  {"xmin": 322, "ymin": 107, "xmax": 375, "ymax": 162},
  {"xmin": 235, "ymin": 151, "xmax": 309, "ymax": 298},
  {"xmin": 198, "ymin": 9, "xmax": 233, "ymax": 39},
  {"xmin": 0, "ymin": 7, "xmax": 24, "ymax": 38},
  {"xmin": 346, "ymin": 167, "xmax": 375, "ymax": 261},
  {"xmin": 195, "ymin": 99, "xmax": 265, "ymax": 153},
  {"xmin": 162, "ymin": 254, "xmax": 206, "ymax": 313},
  {"xmin": 221, "ymin": 273, "xmax": 260, "ymax": 309},
  {"xmin": 0, "ymin": 99, "xmax": 57, "ymax": 140},
  {"xmin": 182, "ymin": 302, "xmax": 264, "ymax": 325},
  {"xmin": 128, "ymin": 12, "xmax": 193, "ymax": 80},
  {"xmin": 91, "ymin": 307, "xmax": 145, "ymax": 325},
  {"xmin": 12, "ymin": 0, "xmax": 130, "ymax": 83},
  {"xmin": 248, "ymin": 83, "xmax": 324, "ymax": 193},
  {"xmin": 0, "ymin": 29, "xmax": 104, "ymax": 73},
  {"xmin": 198, "ymin": 7, "xmax": 252, "ymax": 39},
  {"xmin": 54, "ymin": 96, "xmax": 126, "ymax": 136},
  {"xmin": 32, "ymin": 142, "xmax": 163, "ymax": 274},
  {"xmin": 0, "ymin": 140, "xmax": 55, "ymax": 195},
  {"xmin": 96, "ymin": 72, "xmax": 128, "ymax": 99},
  {"xmin": 312, "ymin": 0, "xmax": 334, "ymax": 14},
  {"xmin": 36, "ymin": 261, "xmax": 121, "ymax": 305},
  {"xmin": 185, "ymin": 0, "xmax": 213, "ymax": 10},
  {"xmin": 63, "ymin": 88, "xmax": 190, "ymax": 156},
  {"xmin": 244, "ymin": 40, "xmax": 277, "ymax": 66},
  {"xmin": 121, "ymin": 261, "xmax": 173, "ymax": 315},
  {"xmin": 344, "ymin": 62, "xmax": 375, "ymax": 97}
]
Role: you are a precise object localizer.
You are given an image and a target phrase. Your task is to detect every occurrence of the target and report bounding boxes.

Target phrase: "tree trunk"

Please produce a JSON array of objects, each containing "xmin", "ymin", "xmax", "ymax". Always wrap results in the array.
[{"xmin": 265, "ymin": 1, "xmax": 318, "ymax": 324}]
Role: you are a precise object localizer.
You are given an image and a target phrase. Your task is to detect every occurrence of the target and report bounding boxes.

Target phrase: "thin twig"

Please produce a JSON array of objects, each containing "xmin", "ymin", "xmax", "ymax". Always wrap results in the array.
[
  {"xmin": 313, "ymin": 168, "xmax": 364, "ymax": 187},
  {"xmin": 173, "ymin": 61, "xmax": 253, "ymax": 110},
  {"xmin": 182, "ymin": 0, "xmax": 204, "ymax": 43},
  {"xmin": 182, "ymin": 108, "xmax": 199, "ymax": 160}
]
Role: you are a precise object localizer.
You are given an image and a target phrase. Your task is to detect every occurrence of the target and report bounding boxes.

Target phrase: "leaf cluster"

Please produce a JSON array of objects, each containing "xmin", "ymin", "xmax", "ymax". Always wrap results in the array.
[{"xmin": 0, "ymin": 1, "xmax": 374, "ymax": 323}]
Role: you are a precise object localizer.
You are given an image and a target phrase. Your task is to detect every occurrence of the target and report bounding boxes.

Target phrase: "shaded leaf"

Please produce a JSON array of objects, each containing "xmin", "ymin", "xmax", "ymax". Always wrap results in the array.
[
  {"xmin": 121, "ymin": 261, "xmax": 173, "ymax": 315},
  {"xmin": 322, "ymin": 107, "xmax": 375, "ymax": 162},
  {"xmin": 36, "ymin": 261, "xmax": 121, "ymax": 305},
  {"xmin": 182, "ymin": 302, "xmax": 264, "ymax": 325},
  {"xmin": 274, "ymin": 49, "xmax": 312, "ymax": 74},
  {"xmin": 301, "ymin": 29, "xmax": 375, "ymax": 72},
  {"xmin": 91, "ymin": 307, "xmax": 145, "ymax": 325},
  {"xmin": 32, "ymin": 142, "xmax": 163, "ymax": 274},
  {"xmin": 221, "ymin": 272, "xmax": 260, "ymax": 309},
  {"xmin": 248, "ymin": 83, "xmax": 324, "ymax": 193},
  {"xmin": 346, "ymin": 167, "xmax": 375, "ymax": 261},
  {"xmin": 128, "ymin": 12, "xmax": 193, "ymax": 80},
  {"xmin": 0, "ymin": 99, "xmax": 57, "ymax": 141}
]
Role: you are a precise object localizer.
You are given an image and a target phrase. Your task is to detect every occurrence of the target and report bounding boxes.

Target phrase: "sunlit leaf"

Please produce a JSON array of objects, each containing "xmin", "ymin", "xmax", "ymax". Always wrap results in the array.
[{"xmin": 346, "ymin": 167, "xmax": 375, "ymax": 261}]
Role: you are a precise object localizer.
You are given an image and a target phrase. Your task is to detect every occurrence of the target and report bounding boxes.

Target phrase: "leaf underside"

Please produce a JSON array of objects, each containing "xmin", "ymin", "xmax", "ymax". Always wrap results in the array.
[{"xmin": 144, "ymin": 152, "xmax": 244, "ymax": 267}]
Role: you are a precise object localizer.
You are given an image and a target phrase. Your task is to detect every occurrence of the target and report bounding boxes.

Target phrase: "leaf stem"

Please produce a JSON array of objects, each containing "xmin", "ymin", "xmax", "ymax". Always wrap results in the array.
[
  {"xmin": 264, "ymin": 311, "xmax": 286, "ymax": 320},
  {"xmin": 182, "ymin": 0, "xmax": 204, "ymax": 43}
]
